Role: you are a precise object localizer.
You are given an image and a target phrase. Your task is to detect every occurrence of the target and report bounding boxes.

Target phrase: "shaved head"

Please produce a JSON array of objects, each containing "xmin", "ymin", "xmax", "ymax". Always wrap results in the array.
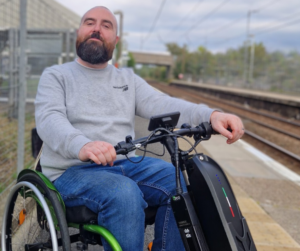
[
  {"xmin": 80, "ymin": 6, "xmax": 118, "ymax": 34},
  {"xmin": 76, "ymin": 6, "xmax": 119, "ymax": 66}
]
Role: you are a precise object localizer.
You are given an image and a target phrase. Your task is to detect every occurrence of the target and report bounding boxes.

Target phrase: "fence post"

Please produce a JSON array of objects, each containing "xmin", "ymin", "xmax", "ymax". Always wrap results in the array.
[
  {"xmin": 8, "ymin": 28, "xmax": 18, "ymax": 119},
  {"xmin": 72, "ymin": 29, "xmax": 76, "ymax": 61},
  {"xmin": 17, "ymin": 0, "xmax": 27, "ymax": 174},
  {"xmin": 66, "ymin": 29, "xmax": 70, "ymax": 62},
  {"xmin": 8, "ymin": 28, "xmax": 14, "ymax": 119}
]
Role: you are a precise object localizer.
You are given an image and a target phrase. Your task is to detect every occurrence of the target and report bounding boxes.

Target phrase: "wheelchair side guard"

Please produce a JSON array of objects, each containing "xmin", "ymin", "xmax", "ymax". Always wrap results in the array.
[
  {"xmin": 68, "ymin": 223, "xmax": 122, "ymax": 251},
  {"xmin": 84, "ymin": 224, "xmax": 122, "ymax": 251},
  {"xmin": 17, "ymin": 169, "xmax": 66, "ymax": 213}
]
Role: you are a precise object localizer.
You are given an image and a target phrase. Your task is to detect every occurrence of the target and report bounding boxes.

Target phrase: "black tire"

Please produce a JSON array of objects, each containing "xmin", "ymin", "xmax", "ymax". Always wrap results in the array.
[{"xmin": 4, "ymin": 173, "xmax": 71, "ymax": 250}]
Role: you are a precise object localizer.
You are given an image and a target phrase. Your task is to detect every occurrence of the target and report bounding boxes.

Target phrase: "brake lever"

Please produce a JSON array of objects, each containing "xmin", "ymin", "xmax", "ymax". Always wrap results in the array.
[{"xmin": 115, "ymin": 141, "xmax": 136, "ymax": 155}]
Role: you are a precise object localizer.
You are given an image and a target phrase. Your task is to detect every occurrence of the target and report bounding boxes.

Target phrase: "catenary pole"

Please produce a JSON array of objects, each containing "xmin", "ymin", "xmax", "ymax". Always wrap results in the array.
[
  {"xmin": 243, "ymin": 10, "xmax": 258, "ymax": 85},
  {"xmin": 248, "ymin": 35, "xmax": 255, "ymax": 84}
]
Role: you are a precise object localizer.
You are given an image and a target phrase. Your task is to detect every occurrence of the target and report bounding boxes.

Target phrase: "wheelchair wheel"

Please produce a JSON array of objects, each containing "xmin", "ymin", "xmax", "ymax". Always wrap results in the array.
[{"xmin": 2, "ymin": 173, "xmax": 71, "ymax": 251}]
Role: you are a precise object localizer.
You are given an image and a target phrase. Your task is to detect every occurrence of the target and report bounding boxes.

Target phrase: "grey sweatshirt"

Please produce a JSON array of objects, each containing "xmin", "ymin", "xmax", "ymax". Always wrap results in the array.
[{"xmin": 35, "ymin": 60, "xmax": 215, "ymax": 181}]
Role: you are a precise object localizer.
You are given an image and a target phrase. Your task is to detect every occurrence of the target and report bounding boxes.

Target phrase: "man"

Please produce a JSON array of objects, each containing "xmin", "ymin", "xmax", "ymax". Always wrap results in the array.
[{"xmin": 35, "ymin": 6, "xmax": 244, "ymax": 251}]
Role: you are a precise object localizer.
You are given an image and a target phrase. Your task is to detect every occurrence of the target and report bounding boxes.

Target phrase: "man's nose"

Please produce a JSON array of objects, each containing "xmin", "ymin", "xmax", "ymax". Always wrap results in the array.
[{"xmin": 92, "ymin": 23, "xmax": 101, "ymax": 33}]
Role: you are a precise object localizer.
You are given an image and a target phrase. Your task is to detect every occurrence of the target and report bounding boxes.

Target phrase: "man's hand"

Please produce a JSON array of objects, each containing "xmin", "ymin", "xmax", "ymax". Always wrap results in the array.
[
  {"xmin": 79, "ymin": 141, "xmax": 116, "ymax": 166},
  {"xmin": 210, "ymin": 111, "xmax": 244, "ymax": 144}
]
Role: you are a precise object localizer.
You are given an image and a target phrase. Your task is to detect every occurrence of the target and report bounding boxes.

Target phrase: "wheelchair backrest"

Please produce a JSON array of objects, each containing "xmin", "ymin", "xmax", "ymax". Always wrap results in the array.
[{"xmin": 31, "ymin": 128, "xmax": 43, "ymax": 171}]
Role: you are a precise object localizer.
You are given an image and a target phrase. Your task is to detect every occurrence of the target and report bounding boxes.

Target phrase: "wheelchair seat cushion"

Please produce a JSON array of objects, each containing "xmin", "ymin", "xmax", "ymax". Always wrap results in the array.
[
  {"xmin": 66, "ymin": 206, "xmax": 98, "ymax": 224},
  {"xmin": 66, "ymin": 205, "xmax": 158, "ymax": 225}
]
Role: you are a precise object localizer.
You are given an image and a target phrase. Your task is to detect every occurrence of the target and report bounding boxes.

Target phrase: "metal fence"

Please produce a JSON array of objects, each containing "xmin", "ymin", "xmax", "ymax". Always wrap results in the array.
[
  {"xmin": 169, "ymin": 44, "xmax": 300, "ymax": 95},
  {"xmin": 0, "ymin": 0, "xmax": 80, "ymax": 208}
]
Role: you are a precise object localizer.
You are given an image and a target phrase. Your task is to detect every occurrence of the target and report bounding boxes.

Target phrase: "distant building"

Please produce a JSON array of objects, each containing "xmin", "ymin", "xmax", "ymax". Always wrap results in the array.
[
  {"xmin": 0, "ymin": 0, "xmax": 81, "ymax": 79},
  {"xmin": 0, "ymin": 0, "xmax": 80, "ymax": 29}
]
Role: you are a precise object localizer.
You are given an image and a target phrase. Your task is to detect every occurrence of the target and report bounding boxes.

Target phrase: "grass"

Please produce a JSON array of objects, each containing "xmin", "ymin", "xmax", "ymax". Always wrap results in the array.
[{"xmin": 0, "ymin": 111, "xmax": 36, "ymax": 194}]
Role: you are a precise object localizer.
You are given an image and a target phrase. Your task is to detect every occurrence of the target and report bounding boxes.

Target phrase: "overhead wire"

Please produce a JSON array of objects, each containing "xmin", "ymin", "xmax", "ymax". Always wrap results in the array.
[
  {"xmin": 255, "ymin": 17, "xmax": 300, "ymax": 37},
  {"xmin": 255, "ymin": 0, "xmax": 279, "ymax": 12},
  {"xmin": 141, "ymin": 0, "xmax": 167, "ymax": 49},
  {"xmin": 207, "ymin": 16, "xmax": 245, "ymax": 36},
  {"xmin": 254, "ymin": 9, "xmax": 300, "ymax": 33},
  {"xmin": 166, "ymin": 0, "xmax": 203, "ymax": 36},
  {"xmin": 207, "ymin": 0, "xmax": 279, "ymax": 43},
  {"xmin": 156, "ymin": 32, "xmax": 166, "ymax": 44},
  {"xmin": 207, "ymin": 0, "xmax": 291, "ymax": 46},
  {"xmin": 208, "ymin": 32, "xmax": 244, "ymax": 46},
  {"xmin": 209, "ymin": 13, "xmax": 300, "ymax": 46},
  {"xmin": 182, "ymin": 0, "xmax": 231, "ymax": 38}
]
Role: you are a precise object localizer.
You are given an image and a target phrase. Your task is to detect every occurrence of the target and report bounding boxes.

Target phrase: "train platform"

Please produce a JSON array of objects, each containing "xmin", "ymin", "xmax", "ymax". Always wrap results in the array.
[
  {"xmin": 134, "ymin": 116, "xmax": 300, "ymax": 251},
  {"xmin": 170, "ymin": 80, "xmax": 300, "ymax": 108}
]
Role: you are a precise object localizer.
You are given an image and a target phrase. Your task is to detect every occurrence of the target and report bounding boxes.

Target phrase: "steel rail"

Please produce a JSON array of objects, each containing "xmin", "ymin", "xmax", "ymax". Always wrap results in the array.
[
  {"xmin": 157, "ymin": 84, "xmax": 300, "ymax": 139},
  {"xmin": 241, "ymin": 117, "xmax": 300, "ymax": 140},
  {"xmin": 177, "ymin": 86, "xmax": 300, "ymax": 128},
  {"xmin": 245, "ymin": 130, "xmax": 300, "ymax": 162}
]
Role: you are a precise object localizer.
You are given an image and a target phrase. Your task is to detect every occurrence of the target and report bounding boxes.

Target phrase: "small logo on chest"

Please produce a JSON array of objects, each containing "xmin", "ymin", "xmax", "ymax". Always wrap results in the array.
[{"xmin": 113, "ymin": 85, "xmax": 129, "ymax": 92}]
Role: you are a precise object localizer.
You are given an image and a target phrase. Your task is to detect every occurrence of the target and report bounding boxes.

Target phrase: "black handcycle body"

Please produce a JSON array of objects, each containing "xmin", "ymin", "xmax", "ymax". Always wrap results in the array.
[{"xmin": 115, "ymin": 111, "xmax": 257, "ymax": 251}]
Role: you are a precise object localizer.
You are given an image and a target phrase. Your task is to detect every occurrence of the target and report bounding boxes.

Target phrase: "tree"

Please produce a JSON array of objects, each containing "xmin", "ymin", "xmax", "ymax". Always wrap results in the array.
[{"xmin": 127, "ymin": 52, "xmax": 135, "ymax": 68}]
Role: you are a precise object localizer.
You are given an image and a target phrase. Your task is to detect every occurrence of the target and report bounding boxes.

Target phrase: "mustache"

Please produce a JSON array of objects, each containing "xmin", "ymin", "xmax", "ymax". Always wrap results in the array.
[{"xmin": 89, "ymin": 32, "xmax": 103, "ymax": 41}]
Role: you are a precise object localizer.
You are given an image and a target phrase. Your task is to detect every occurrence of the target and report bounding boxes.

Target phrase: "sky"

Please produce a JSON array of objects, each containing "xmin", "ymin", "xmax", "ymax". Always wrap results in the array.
[{"xmin": 56, "ymin": 0, "xmax": 300, "ymax": 54}]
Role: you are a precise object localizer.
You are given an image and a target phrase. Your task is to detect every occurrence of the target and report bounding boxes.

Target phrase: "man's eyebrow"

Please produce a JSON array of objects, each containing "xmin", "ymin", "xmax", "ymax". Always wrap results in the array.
[
  {"xmin": 102, "ymin": 19, "xmax": 114, "ymax": 28},
  {"xmin": 82, "ymin": 18, "xmax": 114, "ymax": 28},
  {"xmin": 83, "ymin": 17, "xmax": 96, "ymax": 23}
]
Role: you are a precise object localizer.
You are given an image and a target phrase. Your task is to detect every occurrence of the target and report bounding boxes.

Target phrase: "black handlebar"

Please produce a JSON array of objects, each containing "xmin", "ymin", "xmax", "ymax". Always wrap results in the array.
[
  {"xmin": 114, "ymin": 122, "xmax": 214, "ymax": 155},
  {"xmin": 113, "ymin": 121, "xmax": 228, "ymax": 199}
]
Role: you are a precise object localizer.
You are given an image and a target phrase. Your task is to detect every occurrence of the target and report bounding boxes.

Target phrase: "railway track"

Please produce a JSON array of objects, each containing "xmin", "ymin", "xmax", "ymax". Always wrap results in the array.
[{"xmin": 150, "ymin": 82, "xmax": 300, "ymax": 175}]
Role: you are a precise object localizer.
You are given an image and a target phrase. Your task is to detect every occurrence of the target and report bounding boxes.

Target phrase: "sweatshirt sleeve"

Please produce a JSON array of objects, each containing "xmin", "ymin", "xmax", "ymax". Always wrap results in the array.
[
  {"xmin": 134, "ymin": 75, "xmax": 216, "ymax": 127},
  {"xmin": 35, "ymin": 67, "xmax": 91, "ymax": 159}
]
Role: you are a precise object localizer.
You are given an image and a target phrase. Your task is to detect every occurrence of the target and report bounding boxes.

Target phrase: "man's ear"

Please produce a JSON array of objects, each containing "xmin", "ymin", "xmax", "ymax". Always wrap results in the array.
[{"xmin": 115, "ymin": 36, "xmax": 120, "ymax": 45}]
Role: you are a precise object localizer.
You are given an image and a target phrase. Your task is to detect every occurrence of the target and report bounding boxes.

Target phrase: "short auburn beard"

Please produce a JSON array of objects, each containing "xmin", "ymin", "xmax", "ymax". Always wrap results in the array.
[{"xmin": 76, "ymin": 32, "xmax": 115, "ymax": 64}]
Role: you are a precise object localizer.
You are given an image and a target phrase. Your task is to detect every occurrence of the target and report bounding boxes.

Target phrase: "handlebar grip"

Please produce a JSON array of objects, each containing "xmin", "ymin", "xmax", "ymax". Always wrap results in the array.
[
  {"xmin": 212, "ymin": 128, "xmax": 232, "ymax": 135},
  {"xmin": 116, "ymin": 149, "xmax": 128, "ymax": 155},
  {"xmin": 114, "ymin": 145, "xmax": 125, "ymax": 155},
  {"xmin": 212, "ymin": 129, "xmax": 219, "ymax": 135},
  {"xmin": 114, "ymin": 141, "xmax": 135, "ymax": 155}
]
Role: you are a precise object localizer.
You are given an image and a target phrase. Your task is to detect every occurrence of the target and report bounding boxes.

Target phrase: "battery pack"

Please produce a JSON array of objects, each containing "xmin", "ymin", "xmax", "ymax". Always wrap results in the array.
[{"xmin": 185, "ymin": 154, "xmax": 257, "ymax": 251}]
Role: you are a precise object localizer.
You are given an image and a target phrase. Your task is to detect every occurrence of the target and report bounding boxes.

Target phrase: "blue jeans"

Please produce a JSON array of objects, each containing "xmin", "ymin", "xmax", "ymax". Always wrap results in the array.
[{"xmin": 54, "ymin": 157, "xmax": 186, "ymax": 251}]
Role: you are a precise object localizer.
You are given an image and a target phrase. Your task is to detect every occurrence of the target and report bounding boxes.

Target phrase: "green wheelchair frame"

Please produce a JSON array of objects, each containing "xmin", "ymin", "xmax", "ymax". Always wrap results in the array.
[
  {"xmin": 2, "ymin": 168, "xmax": 123, "ymax": 251},
  {"xmin": 2, "ymin": 128, "xmax": 156, "ymax": 251}
]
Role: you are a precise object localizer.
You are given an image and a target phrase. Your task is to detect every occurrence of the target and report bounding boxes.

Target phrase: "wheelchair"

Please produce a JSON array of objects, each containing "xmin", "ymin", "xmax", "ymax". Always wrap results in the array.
[
  {"xmin": 2, "ymin": 113, "xmax": 256, "ymax": 251},
  {"xmin": 1, "ymin": 128, "xmax": 157, "ymax": 251}
]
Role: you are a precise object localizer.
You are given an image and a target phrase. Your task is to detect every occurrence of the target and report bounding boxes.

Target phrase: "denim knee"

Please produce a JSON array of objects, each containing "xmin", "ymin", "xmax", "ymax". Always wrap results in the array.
[{"xmin": 97, "ymin": 178, "xmax": 147, "ymax": 225}]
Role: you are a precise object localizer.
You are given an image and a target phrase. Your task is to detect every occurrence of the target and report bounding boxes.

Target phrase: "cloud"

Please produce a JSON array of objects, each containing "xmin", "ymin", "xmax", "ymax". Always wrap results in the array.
[{"xmin": 55, "ymin": 0, "xmax": 300, "ymax": 53}]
